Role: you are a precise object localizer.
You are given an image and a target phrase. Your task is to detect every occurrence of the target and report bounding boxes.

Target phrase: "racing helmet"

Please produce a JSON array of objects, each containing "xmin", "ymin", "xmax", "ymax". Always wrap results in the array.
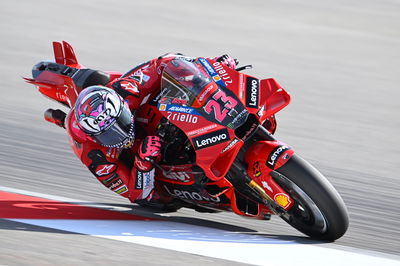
[{"xmin": 74, "ymin": 86, "xmax": 135, "ymax": 148}]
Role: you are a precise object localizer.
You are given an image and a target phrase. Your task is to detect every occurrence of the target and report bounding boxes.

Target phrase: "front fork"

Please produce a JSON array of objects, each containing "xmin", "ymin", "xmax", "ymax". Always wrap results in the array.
[{"xmin": 244, "ymin": 126, "xmax": 295, "ymax": 211}]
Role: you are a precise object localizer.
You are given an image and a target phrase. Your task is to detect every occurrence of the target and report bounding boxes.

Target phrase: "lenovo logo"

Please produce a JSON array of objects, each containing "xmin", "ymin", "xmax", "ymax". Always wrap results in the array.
[
  {"xmin": 192, "ymin": 128, "xmax": 230, "ymax": 150},
  {"xmin": 267, "ymin": 145, "xmax": 289, "ymax": 169},
  {"xmin": 163, "ymin": 185, "xmax": 221, "ymax": 202},
  {"xmin": 135, "ymin": 171, "xmax": 143, "ymax": 189},
  {"xmin": 246, "ymin": 77, "xmax": 259, "ymax": 108}
]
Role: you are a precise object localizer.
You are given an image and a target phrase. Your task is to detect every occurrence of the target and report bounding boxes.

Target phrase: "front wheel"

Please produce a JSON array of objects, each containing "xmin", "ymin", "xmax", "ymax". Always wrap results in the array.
[{"xmin": 272, "ymin": 155, "xmax": 349, "ymax": 241}]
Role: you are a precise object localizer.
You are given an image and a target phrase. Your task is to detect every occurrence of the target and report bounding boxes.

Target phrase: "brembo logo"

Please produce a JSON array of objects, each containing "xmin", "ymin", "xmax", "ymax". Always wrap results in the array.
[
  {"xmin": 246, "ymin": 77, "xmax": 259, "ymax": 108},
  {"xmin": 267, "ymin": 145, "xmax": 289, "ymax": 169},
  {"xmin": 192, "ymin": 128, "xmax": 230, "ymax": 150}
]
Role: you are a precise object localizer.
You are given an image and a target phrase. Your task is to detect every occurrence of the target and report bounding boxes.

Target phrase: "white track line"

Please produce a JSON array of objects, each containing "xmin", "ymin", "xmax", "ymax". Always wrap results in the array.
[{"xmin": 2, "ymin": 186, "xmax": 400, "ymax": 266}]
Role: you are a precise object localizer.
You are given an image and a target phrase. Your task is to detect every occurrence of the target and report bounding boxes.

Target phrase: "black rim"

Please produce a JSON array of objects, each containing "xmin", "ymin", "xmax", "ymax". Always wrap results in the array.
[{"xmin": 271, "ymin": 171, "xmax": 327, "ymax": 234}]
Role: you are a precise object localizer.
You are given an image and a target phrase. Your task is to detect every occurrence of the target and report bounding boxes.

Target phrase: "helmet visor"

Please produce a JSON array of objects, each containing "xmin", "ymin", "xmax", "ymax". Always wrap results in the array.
[{"xmin": 92, "ymin": 107, "xmax": 135, "ymax": 147}]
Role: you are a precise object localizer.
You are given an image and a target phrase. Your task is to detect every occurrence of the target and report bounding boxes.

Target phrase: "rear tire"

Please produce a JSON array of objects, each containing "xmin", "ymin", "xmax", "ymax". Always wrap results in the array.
[{"xmin": 272, "ymin": 155, "xmax": 349, "ymax": 241}]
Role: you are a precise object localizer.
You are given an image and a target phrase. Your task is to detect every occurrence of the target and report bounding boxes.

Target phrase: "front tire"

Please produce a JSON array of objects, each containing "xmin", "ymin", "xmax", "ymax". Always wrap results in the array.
[{"xmin": 272, "ymin": 155, "xmax": 349, "ymax": 241}]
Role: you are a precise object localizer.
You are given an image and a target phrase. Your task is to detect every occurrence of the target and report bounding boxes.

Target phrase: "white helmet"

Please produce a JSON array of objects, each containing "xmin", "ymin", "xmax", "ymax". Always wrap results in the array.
[{"xmin": 74, "ymin": 86, "xmax": 135, "ymax": 147}]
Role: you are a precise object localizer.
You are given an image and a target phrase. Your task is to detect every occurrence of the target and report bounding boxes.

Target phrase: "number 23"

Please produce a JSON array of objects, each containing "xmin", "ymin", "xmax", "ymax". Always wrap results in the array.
[{"xmin": 203, "ymin": 90, "xmax": 237, "ymax": 122}]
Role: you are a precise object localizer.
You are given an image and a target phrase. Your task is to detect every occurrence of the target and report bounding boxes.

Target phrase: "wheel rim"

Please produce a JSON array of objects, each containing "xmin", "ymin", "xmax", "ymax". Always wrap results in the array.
[{"xmin": 272, "ymin": 171, "xmax": 328, "ymax": 234}]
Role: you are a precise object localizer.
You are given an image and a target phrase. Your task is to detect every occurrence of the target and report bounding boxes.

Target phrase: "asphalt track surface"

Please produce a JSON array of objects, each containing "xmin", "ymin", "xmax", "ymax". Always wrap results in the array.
[{"xmin": 1, "ymin": 0, "xmax": 400, "ymax": 265}]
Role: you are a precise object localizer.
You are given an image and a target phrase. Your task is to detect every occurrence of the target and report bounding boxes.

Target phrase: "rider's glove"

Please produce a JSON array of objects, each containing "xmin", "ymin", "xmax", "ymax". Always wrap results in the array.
[
  {"xmin": 215, "ymin": 54, "xmax": 239, "ymax": 70},
  {"xmin": 139, "ymin": 136, "xmax": 161, "ymax": 161},
  {"xmin": 134, "ymin": 136, "xmax": 161, "ymax": 172}
]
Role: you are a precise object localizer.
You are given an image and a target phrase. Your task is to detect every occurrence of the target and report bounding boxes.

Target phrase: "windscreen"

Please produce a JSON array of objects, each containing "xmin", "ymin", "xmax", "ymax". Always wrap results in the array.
[{"xmin": 160, "ymin": 59, "xmax": 212, "ymax": 106}]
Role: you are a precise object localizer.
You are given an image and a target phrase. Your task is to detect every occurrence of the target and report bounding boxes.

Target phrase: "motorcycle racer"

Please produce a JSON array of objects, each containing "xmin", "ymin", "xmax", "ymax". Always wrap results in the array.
[
  {"xmin": 65, "ymin": 53, "xmax": 238, "ymax": 203},
  {"xmin": 27, "ymin": 41, "xmax": 349, "ymax": 241}
]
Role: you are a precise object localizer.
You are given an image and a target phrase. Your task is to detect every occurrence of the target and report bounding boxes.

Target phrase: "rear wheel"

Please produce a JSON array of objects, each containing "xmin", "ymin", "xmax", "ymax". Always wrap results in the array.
[{"xmin": 272, "ymin": 155, "xmax": 349, "ymax": 241}]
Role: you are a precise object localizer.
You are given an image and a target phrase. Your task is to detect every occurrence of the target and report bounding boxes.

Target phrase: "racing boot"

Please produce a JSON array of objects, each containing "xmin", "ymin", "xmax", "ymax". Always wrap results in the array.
[
  {"xmin": 44, "ymin": 109, "xmax": 66, "ymax": 128},
  {"xmin": 135, "ymin": 190, "xmax": 180, "ymax": 212}
]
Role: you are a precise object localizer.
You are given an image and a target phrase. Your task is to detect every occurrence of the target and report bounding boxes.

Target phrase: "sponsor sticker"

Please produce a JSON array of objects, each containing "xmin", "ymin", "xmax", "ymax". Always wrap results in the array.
[
  {"xmin": 142, "ymin": 170, "xmax": 155, "ymax": 199},
  {"xmin": 266, "ymin": 145, "xmax": 290, "ymax": 169},
  {"xmin": 192, "ymin": 128, "xmax": 230, "ymax": 150},
  {"xmin": 157, "ymin": 62, "xmax": 168, "ymax": 74},
  {"xmin": 198, "ymin": 58, "xmax": 225, "ymax": 87},
  {"xmin": 142, "ymin": 171, "xmax": 154, "ymax": 189},
  {"xmin": 274, "ymin": 193, "xmax": 291, "ymax": 208},
  {"xmin": 198, "ymin": 58, "xmax": 217, "ymax": 76},
  {"xmin": 241, "ymin": 122, "xmax": 258, "ymax": 141},
  {"xmin": 187, "ymin": 124, "xmax": 218, "ymax": 136},
  {"xmin": 114, "ymin": 185, "xmax": 128, "ymax": 195},
  {"xmin": 135, "ymin": 171, "xmax": 143, "ymax": 189},
  {"xmin": 239, "ymin": 73, "xmax": 245, "ymax": 99},
  {"xmin": 120, "ymin": 80, "xmax": 140, "ymax": 96},
  {"xmin": 167, "ymin": 112, "xmax": 198, "ymax": 124},
  {"xmin": 158, "ymin": 104, "xmax": 200, "ymax": 115},
  {"xmin": 152, "ymin": 87, "xmax": 170, "ymax": 105},
  {"xmin": 253, "ymin": 161, "xmax": 262, "ymax": 177},
  {"xmin": 261, "ymin": 181, "xmax": 273, "ymax": 193},
  {"xmin": 135, "ymin": 170, "xmax": 155, "ymax": 193},
  {"xmin": 246, "ymin": 77, "xmax": 259, "ymax": 108},
  {"xmin": 134, "ymin": 156, "xmax": 151, "ymax": 172},
  {"xmin": 107, "ymin": 178, "xmax": 123, "ymax": 190},
  {"xmin": 130, "ymin": 69, "xmax": 150, "ymax": 84},
  {"xmin": 213, "ymin": 61, "xmax": 233, "ymax": 85},
  {"xmin": 165, "ymin": 171, "xmax": 192, "ymax": 183},
  {"xmin": 163, "ymin": 185, "xmax": 221, "ymax": 203},
  {"xmin": 257, "ymin": 105, "xmax": 265, "ymax": 117},
  {"xmin": 213, "ymin": 76, "xmax": 222, "ymax": 82},
  {"xmin": 174, "ymin": 55, "xmax": 196, "ymax": 62},
  {"xmin": 198, "ymin": 84, "xmax": 215, "ymax": 103},
  {"xmin": 221, "ymin": 138, "xmax": 239, "ymax": 153},
  {"xmin": 101, "ymin": 173, "xmax": 119, "ymax": 185},
  {"xmin": 227, "ymin": 109, "xmax": 249, "ymax": 129},
  {"xmin": 171, "ymin": 98, "xmax": 188, "ymax": 105},
  {"xmin": 95, "ymin": 164, "xmax": 117, "ymax": 177}
]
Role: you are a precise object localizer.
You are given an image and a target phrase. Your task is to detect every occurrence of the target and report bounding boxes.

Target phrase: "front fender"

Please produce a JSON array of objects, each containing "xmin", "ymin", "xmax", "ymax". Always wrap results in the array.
[{"xmin": 244, "ymin": 140, "xmax": 295, "ymax": 210}]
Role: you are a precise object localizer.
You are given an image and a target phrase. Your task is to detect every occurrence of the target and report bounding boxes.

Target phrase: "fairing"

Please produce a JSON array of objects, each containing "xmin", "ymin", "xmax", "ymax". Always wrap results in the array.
[
  {"xmin": 154, "ymin": 58, "xmax": 292, "ymax": 182},
  {"xmin": 148, "ymin": 58, "xmax": 295, "ymax": 212}
]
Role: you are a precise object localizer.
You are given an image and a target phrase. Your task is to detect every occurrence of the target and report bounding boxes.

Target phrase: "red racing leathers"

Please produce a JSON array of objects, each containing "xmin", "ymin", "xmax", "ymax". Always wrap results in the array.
[{"xmin": 65, "ymin": 54, "xmax": 237, "ymax": 202}]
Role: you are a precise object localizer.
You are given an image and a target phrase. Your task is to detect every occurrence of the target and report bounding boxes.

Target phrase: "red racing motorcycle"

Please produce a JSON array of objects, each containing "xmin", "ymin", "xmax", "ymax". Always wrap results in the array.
[{"xmin": 25, "ymin": 41, "xmax": 349, "ymax": 241}]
